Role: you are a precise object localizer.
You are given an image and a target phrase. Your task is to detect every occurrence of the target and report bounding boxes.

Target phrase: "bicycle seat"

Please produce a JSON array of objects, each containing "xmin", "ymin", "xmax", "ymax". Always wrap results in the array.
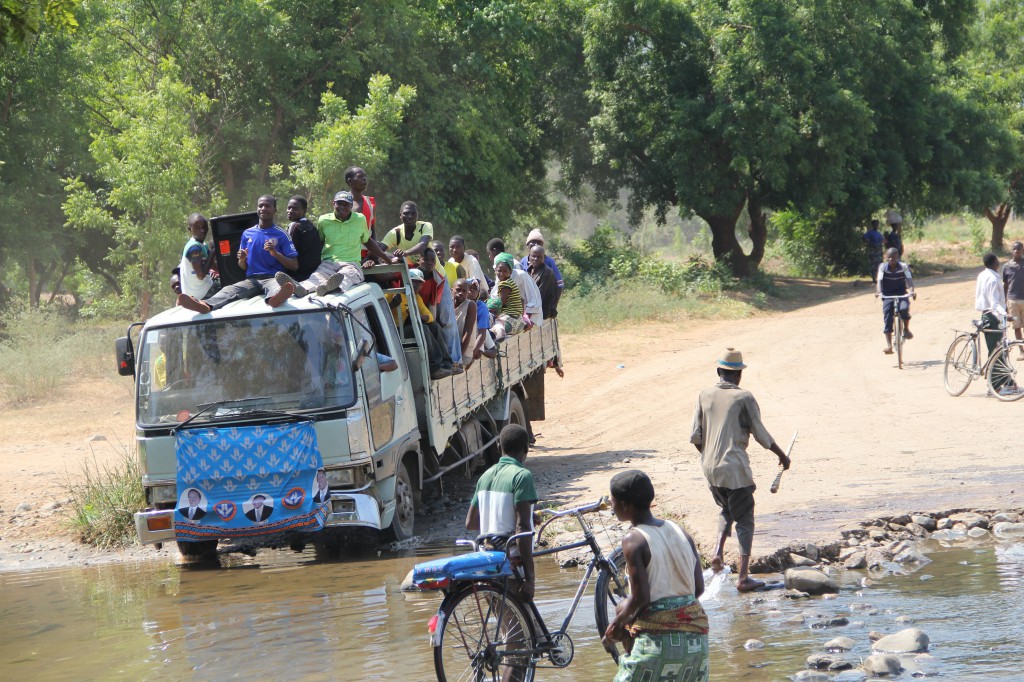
[
  {"xmin": 972, "ymin": 319, "xmax": 985, "ymax": 331},
  {"xmin": 411, "ymin": 550, "xmax": 512, "ymax": 589}
]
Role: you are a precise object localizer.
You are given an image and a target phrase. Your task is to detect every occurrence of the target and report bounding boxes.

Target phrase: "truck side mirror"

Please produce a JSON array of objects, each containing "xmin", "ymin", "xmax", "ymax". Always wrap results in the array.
[
  {"xmin": 352, "ymin": 338, "xmax": 372, "ymax": 371},
  {"xmin": 115, "ymin": 336, "xmax": 135, "ymax": 377}
]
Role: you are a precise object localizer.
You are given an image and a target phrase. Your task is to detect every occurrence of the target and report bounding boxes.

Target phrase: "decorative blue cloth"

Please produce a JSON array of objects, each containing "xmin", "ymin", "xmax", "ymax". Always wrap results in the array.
[{"xmin": 174, "ymin": 421, "xmax": 327, "ymax": 542}]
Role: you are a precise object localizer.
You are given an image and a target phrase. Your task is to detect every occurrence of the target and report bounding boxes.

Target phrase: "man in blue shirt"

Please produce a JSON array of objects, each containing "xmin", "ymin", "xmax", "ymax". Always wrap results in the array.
[
  {"xmin": 178, "ymin": 195, "xmax": 299, "ymax": 313},
  {"xmin": 875, "ymin": 247, "xmax": 916, "ymax": 354},
  {"xmin": 519, "ymin": 230, "xmax": 564, "ymax": 301},
  {"xmin": 862, "ymin": 219, "xmax": 884, "ymax": 284}
]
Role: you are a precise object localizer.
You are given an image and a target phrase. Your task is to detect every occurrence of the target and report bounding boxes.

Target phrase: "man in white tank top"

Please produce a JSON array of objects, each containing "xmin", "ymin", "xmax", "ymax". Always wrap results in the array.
[{"xmin": 603, "ymin": 470, "xmax": 709, "ymax": 682}]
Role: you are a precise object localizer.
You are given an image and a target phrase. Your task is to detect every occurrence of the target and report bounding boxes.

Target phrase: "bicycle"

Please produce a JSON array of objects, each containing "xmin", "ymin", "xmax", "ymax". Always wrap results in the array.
[
  {"xmin": 879, "ymin": 293, "xmax": 914, "ymax": 369},
  {"xmin": 943, "ymin": 313, "xmax": 1024, "ymax": 401},
  {"xmin": 411, "ymin": 497, "xmax": 629, "ymax": 681}
]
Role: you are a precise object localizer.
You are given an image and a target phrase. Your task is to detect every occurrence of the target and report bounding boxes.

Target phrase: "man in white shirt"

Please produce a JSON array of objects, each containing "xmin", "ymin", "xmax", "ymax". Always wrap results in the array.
[{"xmin": 976, "ymin": 252, "xmax": 1015, "ymax": 394}]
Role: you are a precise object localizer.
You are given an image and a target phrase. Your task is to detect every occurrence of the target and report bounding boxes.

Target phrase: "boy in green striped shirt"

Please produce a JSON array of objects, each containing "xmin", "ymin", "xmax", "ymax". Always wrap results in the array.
[{"xmin": 465, "ymin": 424, "xmax": 538, "ymax": 600}]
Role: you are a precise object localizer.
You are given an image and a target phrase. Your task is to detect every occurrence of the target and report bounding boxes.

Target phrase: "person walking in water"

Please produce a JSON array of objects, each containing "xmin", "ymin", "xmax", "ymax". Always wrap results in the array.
[
  {"xmin": 690, "ymin": 348, "xmax": 790, "ymax": 592},
  {"xmin": 602, "ymin": 470, "xmax": 708, "ymax": 682}
]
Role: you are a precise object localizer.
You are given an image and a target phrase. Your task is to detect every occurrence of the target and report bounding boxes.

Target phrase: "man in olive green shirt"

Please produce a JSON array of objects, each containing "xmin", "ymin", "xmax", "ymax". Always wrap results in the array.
[
  {"xmin": 690, "ymin": 348, "xmax": 790, "ymax": 592},
  {"xmin": 276, "ymin": 191, "xmax": 396, "ymax": 298}
]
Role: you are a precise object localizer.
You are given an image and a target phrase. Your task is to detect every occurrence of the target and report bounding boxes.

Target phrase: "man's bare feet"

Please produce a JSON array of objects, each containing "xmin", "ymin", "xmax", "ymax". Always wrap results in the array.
[
  {"xmin": 882, "ymin": 347, "xmax": 894, "ymax": 354},
  {"xmin": 710, "ymin": 555, "xmax": 724, "ymax": 572},
  {"xmin": 267, "ymin": 281, "xmax": 294, "ymax": 308},
  {"xmin": 177, "ymin": 294, "xmax": 211, "ymax": 314},
  {"xmin": 736, "ymin": 577, "xmax": 765, "ymax": 593}
]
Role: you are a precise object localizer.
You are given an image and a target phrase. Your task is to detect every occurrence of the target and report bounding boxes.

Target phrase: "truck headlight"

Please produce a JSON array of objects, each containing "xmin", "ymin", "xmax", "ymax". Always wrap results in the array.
[
  {"xmin": 326, "ymin": 468, "xmax": 355, "ymax": 487},
  {"xmin": 148, "ymin": 484, "xmax": 177, "ymax": 505}
]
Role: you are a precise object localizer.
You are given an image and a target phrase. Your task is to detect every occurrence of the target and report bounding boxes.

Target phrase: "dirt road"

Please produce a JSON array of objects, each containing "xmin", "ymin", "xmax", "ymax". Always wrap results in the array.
[{"xmin": 1, "ymin": 268, "xmax": 1019, "ymax": 567}]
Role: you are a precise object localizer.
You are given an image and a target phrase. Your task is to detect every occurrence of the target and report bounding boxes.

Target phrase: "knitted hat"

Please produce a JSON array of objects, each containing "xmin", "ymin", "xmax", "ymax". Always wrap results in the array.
[{"xmin": 526, "ymin": 229, "xmax": 545, "ymax": 245}]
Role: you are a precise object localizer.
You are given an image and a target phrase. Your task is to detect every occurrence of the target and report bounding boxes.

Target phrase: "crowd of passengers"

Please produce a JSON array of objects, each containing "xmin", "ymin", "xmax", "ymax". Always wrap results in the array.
[{"xmin": 171, "ymin": 167, "xmax": 564, "ymax": 381}]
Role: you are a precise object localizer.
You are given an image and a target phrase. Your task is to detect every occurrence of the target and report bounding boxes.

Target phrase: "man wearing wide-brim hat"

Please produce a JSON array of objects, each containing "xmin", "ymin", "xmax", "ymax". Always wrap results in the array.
[{"xmin": 690, "ymin": 348, "xmax": 790, "ymax": 592}]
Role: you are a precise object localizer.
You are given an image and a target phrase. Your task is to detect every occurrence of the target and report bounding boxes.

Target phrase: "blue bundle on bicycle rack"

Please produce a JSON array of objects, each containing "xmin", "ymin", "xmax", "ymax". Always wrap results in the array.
[{"xmin": 412, "ymin": 551, "xmax": 512, "ymax": 589}]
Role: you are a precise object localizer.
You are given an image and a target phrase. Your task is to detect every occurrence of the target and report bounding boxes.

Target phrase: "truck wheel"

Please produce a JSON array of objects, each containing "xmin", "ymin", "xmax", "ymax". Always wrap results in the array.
[
  {"xmin": 177, "ymin": 540, "xmax": 218, "ymax": 562},
  {"xmin": 508, "ymin": 392, "xmax": 527, "ymax": 430},
  {"xmin": 383, "ymin": 460, "xmax": 416, "ymax": 542}
]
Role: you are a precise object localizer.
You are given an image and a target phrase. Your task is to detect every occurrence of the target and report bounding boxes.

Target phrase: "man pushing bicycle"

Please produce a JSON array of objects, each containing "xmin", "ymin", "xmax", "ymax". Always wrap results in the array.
[{"xmin": 876, "ymin": 247, "xmax": 916, "ymax": 354}]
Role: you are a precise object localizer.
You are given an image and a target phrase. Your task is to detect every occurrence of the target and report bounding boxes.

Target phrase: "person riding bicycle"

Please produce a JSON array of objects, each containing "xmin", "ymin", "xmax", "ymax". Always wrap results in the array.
[
  {"xmin": 876, "ymin": 247, "xmax": 916, "ymax": 354},
  {"xmin": 602, "ymin": 470, "xmax": 708, "ymax": 682},
  {"xmin": 465, "ymin": 424, "xmax": 537, "ymax": 601}
]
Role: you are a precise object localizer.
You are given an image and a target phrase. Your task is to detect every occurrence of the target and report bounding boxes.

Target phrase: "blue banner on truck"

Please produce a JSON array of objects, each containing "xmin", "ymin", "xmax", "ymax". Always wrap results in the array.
[{"xmin": 174, "ymin": 422, "xmax": 327, "ymax": 542}]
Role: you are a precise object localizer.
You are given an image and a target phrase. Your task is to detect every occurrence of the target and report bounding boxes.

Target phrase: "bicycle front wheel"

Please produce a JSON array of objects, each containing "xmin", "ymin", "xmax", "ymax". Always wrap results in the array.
[
  {"xmin": 594, "ymin": 548, "xmax": 629, "ymax": 664},
  {"xmin": 434, "ymin": 582, "xmax": 537, "ymax": 682},
  {"xmin": 895, "ymin": 316, "xmax": 904, "ymax": 369},
  {"xmin": 944, "ymin": 335, "xmax": 977, "ymax": 396},
  {"xmin": 987, "ymin": 343, "xmax": 1024, "ymax": 402}
]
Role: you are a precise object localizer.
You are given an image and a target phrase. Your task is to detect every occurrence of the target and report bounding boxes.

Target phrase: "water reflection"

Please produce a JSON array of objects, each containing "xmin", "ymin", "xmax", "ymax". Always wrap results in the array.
[{"xmin": 1, "ymin": 540, "xmax": 1023, "ymax": 681}]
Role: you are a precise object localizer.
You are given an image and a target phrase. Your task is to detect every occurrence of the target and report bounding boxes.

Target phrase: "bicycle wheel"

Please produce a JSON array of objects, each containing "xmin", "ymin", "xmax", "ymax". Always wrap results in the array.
[
  {"xmin": 943, "ymin": 335, "xmax": 977, "ymax": 396},
  {"xmin": 987, "ymin": 343, "xmax": 1024, "ymax": 402},
  {"xmin": 594, "ymin": 548, "xmax": 629, "ymax": 664},
  {"xmin": 894, "ymin": 315, "xmax": 904, "ymax": 369},
  {"xmin": 434, "ymin": 582, "xmax": 537, "ymax": 682}
]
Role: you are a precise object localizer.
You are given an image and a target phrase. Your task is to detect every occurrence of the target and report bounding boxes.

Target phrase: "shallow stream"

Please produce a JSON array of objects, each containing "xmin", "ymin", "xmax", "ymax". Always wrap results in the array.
[{"xmin": 1, "ymin": 536, "xmax": 1022, "ymax": 681}]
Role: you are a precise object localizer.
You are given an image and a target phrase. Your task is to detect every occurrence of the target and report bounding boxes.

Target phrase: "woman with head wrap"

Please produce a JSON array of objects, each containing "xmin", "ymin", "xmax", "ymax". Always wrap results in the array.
[
  {"xmin": 603, "ymin": 470, "xmax": 708, "ymax": 682},
  {"xmin": 492, "ymin": 253, "xmax": 525, "ymax": 336}
]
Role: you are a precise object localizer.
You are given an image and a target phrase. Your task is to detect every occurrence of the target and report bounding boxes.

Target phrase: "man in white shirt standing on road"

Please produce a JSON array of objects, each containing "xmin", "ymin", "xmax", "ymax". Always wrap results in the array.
[{"xmin": 976, "ymin": 252, "xmax": 1015, "ymax": 394}]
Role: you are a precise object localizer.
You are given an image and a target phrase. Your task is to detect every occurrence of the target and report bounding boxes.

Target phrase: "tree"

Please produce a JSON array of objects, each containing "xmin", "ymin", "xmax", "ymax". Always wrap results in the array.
[
  {"xmin": 287, "ymin": 74, "xmax": 415, "ymax": 212},
  {"xmin": 64, "ymin": 59, "xmax": 209, "ymax": 318},
  {"xmin": 560, "ymin": 0, "xmax": 1003, "ymax": 275},
  {"xmin": 0, "ymin": 0, "xmax": 77, "ymax": 48}
]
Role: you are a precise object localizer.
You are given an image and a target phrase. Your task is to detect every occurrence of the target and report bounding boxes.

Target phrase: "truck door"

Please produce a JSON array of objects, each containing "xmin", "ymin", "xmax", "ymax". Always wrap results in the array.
[{"xmin": 353, "ymin": 302, "xmax": 413, "ymax": 463}]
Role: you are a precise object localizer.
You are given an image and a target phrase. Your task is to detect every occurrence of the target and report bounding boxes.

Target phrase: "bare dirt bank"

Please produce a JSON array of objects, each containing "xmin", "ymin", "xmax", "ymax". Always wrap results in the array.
[{"xmin": 1, "ymin": 268, "xmax": 1019, "ymax": 571}]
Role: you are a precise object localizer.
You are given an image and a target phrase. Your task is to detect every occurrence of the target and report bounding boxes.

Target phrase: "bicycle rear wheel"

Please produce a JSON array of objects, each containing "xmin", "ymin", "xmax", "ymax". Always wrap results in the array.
[
  {"xmin": 434, "ymin": 582, "xmax": 537, "ymax": 682},
  {"xmin": 943, "ymin": 335, "xmax": 976, "ymax": 396},
  {"xmin": 987, "ymin": 343, "xmax": 1024, "ymax": 402},
  {"xmin": 594, "ymin": 548, "xmax": 629, "ymax": 664}
]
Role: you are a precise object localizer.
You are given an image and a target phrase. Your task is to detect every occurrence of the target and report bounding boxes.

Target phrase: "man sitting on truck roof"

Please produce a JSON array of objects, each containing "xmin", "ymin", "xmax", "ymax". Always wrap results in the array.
[
  {"xmin": 417, "ymin": 248, "xmax": 464, "ymax": 372},
  {"xmin": 276, "ymin": 191, "xmax": 397, "ymax": 300},
  {"xmin": 383, "ymin": 201, "xmax": 433, "ymax": 267},
  {"xmin": 178, "ymin": 195, "xmax": 298, "ymax": 313}
]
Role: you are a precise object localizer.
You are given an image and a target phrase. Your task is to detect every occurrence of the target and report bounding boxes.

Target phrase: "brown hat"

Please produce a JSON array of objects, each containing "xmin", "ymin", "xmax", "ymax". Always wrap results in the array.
[{"xmin": 717, "ymin": 347, "xmax": 746, "ymax": 370}]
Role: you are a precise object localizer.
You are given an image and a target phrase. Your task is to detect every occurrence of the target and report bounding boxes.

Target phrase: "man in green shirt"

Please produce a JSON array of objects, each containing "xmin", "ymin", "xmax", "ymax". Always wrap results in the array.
[
  {"xmin": 276, "ymin": 191, "xmax": 396, "ymax": 298},
  {"xmin": 465, "ymin": 424, "xmax": 538, "ymax": 601}
]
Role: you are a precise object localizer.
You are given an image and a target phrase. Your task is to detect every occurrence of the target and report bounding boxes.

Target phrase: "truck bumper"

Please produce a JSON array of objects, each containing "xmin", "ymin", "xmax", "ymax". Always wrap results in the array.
[
  {"xmin": 324, "ymin": 492, "xmax": 381, "ymax": 530},
  {"xmin": 134, "ymin": 509, "xmax": 176, "ymax": 545}
]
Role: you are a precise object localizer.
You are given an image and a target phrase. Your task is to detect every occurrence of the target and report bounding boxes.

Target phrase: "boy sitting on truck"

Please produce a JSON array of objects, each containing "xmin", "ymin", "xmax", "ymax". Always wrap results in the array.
[
  {"xmin": 387, "ymin": 269, "xmax": 454, "ymax": 380},
  {"xmin": 178, "ymin": 195, "xmax": 298, "ymax": 312},
  {"xmin": 179, "ymin": 213, "xmax": 219, "ymax": 300}
]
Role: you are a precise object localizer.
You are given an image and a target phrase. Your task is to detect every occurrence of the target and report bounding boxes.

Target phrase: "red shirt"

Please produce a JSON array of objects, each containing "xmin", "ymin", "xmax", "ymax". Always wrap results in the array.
[{"xmin": 418, "ymin": 271, "xmax": 445, "ymax": 308}]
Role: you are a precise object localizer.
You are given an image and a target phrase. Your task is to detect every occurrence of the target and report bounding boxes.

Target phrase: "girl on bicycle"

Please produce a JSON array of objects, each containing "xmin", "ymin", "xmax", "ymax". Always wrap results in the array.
[
  {"xmin": 876, "ymin": 247, "xmax": 917, "ymax": 354},
  {"xmin": 602, "ymin": 470, "xmax": 708, "ymax": 682}
]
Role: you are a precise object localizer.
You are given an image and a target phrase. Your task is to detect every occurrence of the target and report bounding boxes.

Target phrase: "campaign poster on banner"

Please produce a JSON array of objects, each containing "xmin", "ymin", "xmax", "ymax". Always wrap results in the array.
[{"xmin": 174, "ymin": 421, "xmax": 327, "ymax": 543}]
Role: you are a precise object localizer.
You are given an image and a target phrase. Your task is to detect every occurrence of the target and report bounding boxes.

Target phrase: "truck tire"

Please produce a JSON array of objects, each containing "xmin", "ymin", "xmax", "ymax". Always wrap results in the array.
[
  {"xmin": 383, "ymin": 460, "xmax": 416, "ymax": 542},
  {"xmin": 177, "ymin": 540, "xmax": 218, "ymax": 562},
  {"xmin": 507, "ymin": 391, "xmax": 527, "ymax": 430}
]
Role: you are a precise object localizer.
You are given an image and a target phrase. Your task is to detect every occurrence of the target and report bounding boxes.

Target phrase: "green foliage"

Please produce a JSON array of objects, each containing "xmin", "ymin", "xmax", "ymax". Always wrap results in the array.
[
  {"xmin": 64, "ymin": 443, "xmax": 145, "ymax": 548},
  {"xmin": 771, "ymin": 209, "xmax": 864, "ymax": 277},
  {"xmin": 288, "ymin": 74, "xmax": 416, "ymax": 213},
  {"xmin": 0, "ymin": 0, "xmax": 77, "ymax": 47}
]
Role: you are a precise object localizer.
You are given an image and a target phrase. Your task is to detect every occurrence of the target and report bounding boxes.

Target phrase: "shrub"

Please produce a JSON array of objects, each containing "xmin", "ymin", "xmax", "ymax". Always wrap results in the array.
[
  {"xmin": 64, "ymin": 441, "xmax": 145, "ymax": 548},
  {"xmin": 772, "ymin": 208, "xmax": 863, "ymax": 277}
]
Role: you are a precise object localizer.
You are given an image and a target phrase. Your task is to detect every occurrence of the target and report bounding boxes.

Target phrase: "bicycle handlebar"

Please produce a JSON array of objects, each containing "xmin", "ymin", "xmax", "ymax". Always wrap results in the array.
[
  {"xmin": 878, "ymin": 294, "xmax": 914, "ymax": 299},
  {"xmin": 536, "ymin": 497, "xmax": 608, "ymax": 519}
]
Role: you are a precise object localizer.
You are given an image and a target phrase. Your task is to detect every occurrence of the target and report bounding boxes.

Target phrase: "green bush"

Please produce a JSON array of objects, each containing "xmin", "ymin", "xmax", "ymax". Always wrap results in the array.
[
  {"xmin": 64, "ymin": 442, "xmax": 145, "ymax": 548},
  {"xmin": 772, "ymin": 208, "xmax": 863, "ymax": 277}
]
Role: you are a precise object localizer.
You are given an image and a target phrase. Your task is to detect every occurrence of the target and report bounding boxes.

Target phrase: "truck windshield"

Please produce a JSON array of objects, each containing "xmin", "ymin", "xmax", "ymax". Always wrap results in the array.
[{"xmin": 136, "ymin": 310, "xmax": 357, "ymax": 425}]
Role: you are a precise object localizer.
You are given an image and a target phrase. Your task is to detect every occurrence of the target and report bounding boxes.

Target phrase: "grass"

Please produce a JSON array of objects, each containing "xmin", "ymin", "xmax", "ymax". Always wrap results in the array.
[
  {"xmin": 557, "ymin": 282, "xmax": 754, "ymax": 334},
  {"xmin": 64, "ymin": 440, "xmax": 146, "ymax": 548},
  {"xmin": 0, "ymin": 306, "xmax": 122, "ymax": 405}
]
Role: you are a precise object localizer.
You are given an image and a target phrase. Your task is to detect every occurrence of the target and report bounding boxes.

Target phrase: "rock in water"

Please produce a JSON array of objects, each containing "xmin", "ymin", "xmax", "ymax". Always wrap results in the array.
[
  {"xmin": 793, "ymin": 671, "xmax": 831, "ymax": 681},
  {"xmin": 784, "ymin": 567, "xmax": 839, "ymax": 595},
  {"xmin": 967, "ymin": 527, "xmax": 990, "ymax": 539},
  {"xmin": 825, "ymin": 636, "xmax": 856, "ymax": 652},
  {"xmin": 993, "ymin": 521, "xmax": 1024, "ymax": 538},
  {"xmin": 862, "ymin": 654, "xmax": 902, "ymax": 676},
  {"xmin": 743, "ymin": 638, "xmax": 764, "ymax": 650},
  {"xmin": 872, "ymin": 628, "xmax": 929, "ymax": 653},
  {"xmin": 948, "ymin": 512, "xmax": 987, "ymax": 529},
  {"xmin": 843, "ymin": 551, "xmax": 867, "ymax": 569},
  {"xmin": 910, "ymin": 514, "xmax": 936, "ymax": 531},
  {"xmin": 789, "ymin": 553, "xmax": 817, "ymax": 567}
]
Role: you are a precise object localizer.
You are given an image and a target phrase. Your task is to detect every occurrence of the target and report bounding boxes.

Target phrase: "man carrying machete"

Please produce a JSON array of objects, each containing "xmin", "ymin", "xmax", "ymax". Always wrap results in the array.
[{"xmin": 690, "ymin": 348, "xmax": 790, "ymax": 592}]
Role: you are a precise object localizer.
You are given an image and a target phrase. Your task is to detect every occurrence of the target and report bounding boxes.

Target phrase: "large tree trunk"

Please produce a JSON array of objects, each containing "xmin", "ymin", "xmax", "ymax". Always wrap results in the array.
[
  {"xmin": 985, "ymin": 203, "xmax": 1011, "ymax": 252},
  {"xmin": 702, "ymin": 196, "xmax": 765, "ymax": 278},
  {"xmin": 139, "ymin": 260, "xmax": 152, "ymax": 319}
]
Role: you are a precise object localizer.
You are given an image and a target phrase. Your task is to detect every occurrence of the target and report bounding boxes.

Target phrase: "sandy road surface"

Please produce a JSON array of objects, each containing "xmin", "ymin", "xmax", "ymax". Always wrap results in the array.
[
  {"xmin": 528, "ymin": 268, "xmax": 1022, "ymax": 562},
  {"xmin": 0, "ymin": 268, "xmax": 1020, "ymax": 568}
]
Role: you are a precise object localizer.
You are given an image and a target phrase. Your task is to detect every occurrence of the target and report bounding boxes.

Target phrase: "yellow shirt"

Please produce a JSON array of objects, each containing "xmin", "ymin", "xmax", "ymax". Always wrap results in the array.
[
  {"xmin": 443, "ymin": 260, "xmax": 466, "ymax": 285},
  {"xmin": 387, "ymin": 292, "xmax": 434, "ymax": 326}
]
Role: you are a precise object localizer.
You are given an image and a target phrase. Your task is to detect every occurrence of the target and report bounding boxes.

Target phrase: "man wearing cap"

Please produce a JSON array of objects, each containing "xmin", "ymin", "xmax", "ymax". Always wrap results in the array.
[
  {"xmin": 276, "ymin": 190, "xmax": 397, "ymax": 299},
  {"xmin": 690, "ymin": 348, "xmax": 790, "ymax": 592},
  {"xmin": 519, "ymin": 229, "xmax": 564, "ymax": 301}
]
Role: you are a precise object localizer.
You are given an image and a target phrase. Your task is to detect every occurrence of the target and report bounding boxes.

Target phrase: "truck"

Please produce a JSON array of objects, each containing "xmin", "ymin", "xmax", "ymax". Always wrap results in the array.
[{"xmin": 115, "ymin": 212, "xmax": 560, "ymax": 559}]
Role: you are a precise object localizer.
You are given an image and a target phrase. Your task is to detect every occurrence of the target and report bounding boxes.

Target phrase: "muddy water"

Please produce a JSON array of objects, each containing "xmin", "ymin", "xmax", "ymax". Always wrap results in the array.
[{"xmin": 1, "ymin": 539, "xmax": 1022, "ymax": 681}]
